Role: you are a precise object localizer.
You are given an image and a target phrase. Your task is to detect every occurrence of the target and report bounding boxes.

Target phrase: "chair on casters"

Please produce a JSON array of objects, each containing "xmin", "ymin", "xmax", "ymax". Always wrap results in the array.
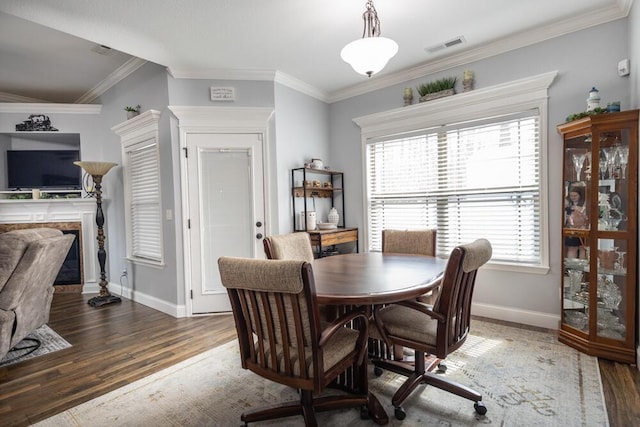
[
  {"xmin": 263, "ymin": 232, "xmax": 315, "ymax": 263},
  {"xmin": 372, "ymin": 238, "xmax": 492, "ymax": 420},
  {"xmin": 380, "ymin": 229, "xmax": 439, "ymax": 361},
  {"xmin": 218, "ymin": 257, "xmax": 374, "ymax": 426}
]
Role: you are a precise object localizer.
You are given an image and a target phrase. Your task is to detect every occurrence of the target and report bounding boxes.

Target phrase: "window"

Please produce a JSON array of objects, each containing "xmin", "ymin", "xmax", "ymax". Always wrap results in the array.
[
  {"xmin": 356, "ymin": 72, "xmax": 556, "ymax": 271},
  {"xmin": 114, "ymin": 111, "xmax": 164, "ymax": 266},
  {"xmin": 367, "ymin": 112, "xmax": 540, "ymax": 264},
  {"xmin": 126, "ymin": 142, "xmax": 163, "ymax": 262}
]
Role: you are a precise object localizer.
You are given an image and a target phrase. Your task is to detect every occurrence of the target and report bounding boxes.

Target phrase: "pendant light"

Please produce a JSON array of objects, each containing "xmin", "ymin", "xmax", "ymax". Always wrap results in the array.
[{"xmin": 340, "ymin": 0, "xmax": 398, "ymax": 77}]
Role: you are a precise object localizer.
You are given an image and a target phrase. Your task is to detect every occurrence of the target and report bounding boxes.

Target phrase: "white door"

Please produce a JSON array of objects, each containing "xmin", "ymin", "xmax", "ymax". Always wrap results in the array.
[{"xmin": 186, "ymin": 133, "xmax": 266, "ymax": 314}]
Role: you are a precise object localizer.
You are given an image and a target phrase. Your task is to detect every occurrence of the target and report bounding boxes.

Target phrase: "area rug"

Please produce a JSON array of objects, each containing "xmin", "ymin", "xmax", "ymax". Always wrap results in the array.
[
  {"xmin": 0, "ymin": 324, "xmax": 71, "ymax": 367},
  {"xmin": 35, "ymin": 320, "xmax": 608, "ymax": 426}
]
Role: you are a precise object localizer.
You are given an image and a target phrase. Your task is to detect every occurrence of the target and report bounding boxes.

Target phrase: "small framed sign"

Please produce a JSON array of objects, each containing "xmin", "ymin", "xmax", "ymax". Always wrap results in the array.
[{"xmin": 210, "ymin": 87, "xmax": 235, "ymax": 102}]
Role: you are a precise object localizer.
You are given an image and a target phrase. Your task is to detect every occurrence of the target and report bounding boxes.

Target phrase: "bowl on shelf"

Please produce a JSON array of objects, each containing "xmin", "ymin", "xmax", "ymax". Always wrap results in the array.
[
  {"xmin": 317, "ymin": 222, "xmax": 337, "ymax": 230},
  {"xmin": 564, "ymin": 310, "xmax": 588, "ymax": 330}
]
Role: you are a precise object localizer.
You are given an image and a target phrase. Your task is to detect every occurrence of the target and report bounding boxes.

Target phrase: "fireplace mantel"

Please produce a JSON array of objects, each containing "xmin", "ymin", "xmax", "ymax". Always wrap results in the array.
[{"xmin": 0, "ymin": 199, "xmax": 100, "ymax": 292}]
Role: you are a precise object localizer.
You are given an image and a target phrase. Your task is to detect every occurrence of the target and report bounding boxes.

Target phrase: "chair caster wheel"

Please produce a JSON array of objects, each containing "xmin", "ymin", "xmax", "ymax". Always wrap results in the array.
[
  {"xmin": 474, "ymin": 401, "xmax": 487, "ymax": 415},
  {"xmin": 374, "ymin": 366, "xmax": 384, "ymax": 377},
  {"xmin": 360, "ymin": 404, "xmax": 371, "ymax": 420},
  {"xmin": 437, "ymin": 362, "xmax": 447, "ymax": 373},
  {"xmin": 394, "ymin": 406, "xmax": 406, "ymax": 420}
]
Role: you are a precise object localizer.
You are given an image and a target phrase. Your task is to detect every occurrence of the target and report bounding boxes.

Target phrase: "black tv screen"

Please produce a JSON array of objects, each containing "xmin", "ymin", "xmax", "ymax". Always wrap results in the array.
[{"xmin": 7, "ymin": 150, "xmax": 81, "ymax": 190}]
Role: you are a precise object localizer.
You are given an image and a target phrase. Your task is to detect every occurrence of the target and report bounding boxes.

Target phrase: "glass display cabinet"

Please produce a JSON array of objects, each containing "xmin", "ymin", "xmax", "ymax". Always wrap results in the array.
[{"xmin": 557, "ymin": 110, "xmax": 638, "ymax": 363}]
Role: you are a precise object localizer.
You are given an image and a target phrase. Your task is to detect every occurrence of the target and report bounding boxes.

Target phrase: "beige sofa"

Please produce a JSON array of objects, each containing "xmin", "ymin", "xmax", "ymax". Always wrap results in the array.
[{"xmin": 0, "ymin": 228, "xmax": 75, "ymax": 359}]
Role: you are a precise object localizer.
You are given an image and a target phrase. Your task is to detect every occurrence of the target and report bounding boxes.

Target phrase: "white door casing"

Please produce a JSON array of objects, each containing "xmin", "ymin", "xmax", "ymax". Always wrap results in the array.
[{"xmin": 169, "ymin": 106, "xmax": 274, "ymax": 316}]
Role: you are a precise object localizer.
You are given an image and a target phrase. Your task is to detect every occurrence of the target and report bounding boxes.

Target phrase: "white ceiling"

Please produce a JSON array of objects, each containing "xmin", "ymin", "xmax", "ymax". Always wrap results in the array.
[{"xmin": 0, "ymin": 0, "xmax": 632, "ymax": 104}]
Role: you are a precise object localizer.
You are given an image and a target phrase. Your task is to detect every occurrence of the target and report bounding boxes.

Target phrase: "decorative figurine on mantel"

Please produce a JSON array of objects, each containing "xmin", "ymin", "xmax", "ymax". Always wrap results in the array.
[
  {"xmin": 462, "ymin": 70, "xmax": 474, "ymax": 92},
  {"xmin": 403, "ymin": 87, "xmax": 414, "ymax": 106},
  {"xmin": 586, "ymin": 87, "xmax": 601, "ymax": 111},
  {"xmin": 15, "ymin": 114, "xmax": 58, "ymax": 131}
]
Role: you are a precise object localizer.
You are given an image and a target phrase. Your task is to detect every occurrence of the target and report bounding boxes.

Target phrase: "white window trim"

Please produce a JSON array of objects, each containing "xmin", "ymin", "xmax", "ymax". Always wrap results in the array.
[
  {"xmin": 112, "ymin": 109, "xmax": 165, "ymax": 267},
  {"xmin": 354, "ymin": 71, "xmax": 558, "ymax": 274}
]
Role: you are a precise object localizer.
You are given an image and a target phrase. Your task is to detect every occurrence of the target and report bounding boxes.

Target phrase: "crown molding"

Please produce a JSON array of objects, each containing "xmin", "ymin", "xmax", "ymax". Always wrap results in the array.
[
  {"xmin": 75, "ymin": 58, "xmax": 148, "ymax": 104},
  {"xmin": 273, "ymin": 71, "xmax": 330, "ymax": 103},
  {"xmin": 167, "ymin": 67, "xmax": 277, "ymax": 81},
  {"xmin": 0, "ymin": 103, "xmax": 102, "ymax": 114},
  {"xmin": 0, "ymin": 91, "xmax": 48, "ymax": 103},
  {"xmin": 167, "ymin": 67, "xmax": 330, "ymax": 103},
  {"xmin": 328, "ymin": 1, "xmax": 631, "ymax": 103}
]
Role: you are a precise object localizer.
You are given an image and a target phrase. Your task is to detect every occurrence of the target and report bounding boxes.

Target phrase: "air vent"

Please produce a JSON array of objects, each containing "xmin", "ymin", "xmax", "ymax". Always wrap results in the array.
[
  {"xmin": 91, "ymin": 45, "xmax": 113, "ymax": 55},
  {"xmin": 424, "ymin": 36, "xmax": 466, "ymax": 54}
]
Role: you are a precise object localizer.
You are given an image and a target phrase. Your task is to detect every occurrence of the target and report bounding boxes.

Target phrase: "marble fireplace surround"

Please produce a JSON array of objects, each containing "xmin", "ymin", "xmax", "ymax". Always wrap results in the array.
[{"xmin": 0, "ymin": 199, "xmax": 100, "ymax": 294}]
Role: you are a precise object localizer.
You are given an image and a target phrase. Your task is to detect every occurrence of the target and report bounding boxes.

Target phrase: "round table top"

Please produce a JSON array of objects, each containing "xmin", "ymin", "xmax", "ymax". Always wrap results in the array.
[{"xmin": 312, "ymin": 252, "xmax": 447, "ymax": 305}]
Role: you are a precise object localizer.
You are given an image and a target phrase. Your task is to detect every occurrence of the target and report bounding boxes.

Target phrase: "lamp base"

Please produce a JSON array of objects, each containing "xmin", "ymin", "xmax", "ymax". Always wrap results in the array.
[{"xmin": 88, "ymin": 294, "xmax": 122, "ymax": 307}]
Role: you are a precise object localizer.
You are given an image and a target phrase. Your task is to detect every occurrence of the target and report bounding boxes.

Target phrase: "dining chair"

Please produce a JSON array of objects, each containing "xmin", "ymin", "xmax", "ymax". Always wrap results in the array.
[
  {"xmin": 372, "ymin": 238, "xmax": 492, "ymax": 420},
  {"xmin": 380, "ymin": 228, "xmax": 438, "ymax": 360},
  {"xmin": 263, "ymin": 232, "xmax": 315, "ymax": 263},
  {"xmin": 218, "ymin": 256, "xmax": 372, "ymax": 426}
]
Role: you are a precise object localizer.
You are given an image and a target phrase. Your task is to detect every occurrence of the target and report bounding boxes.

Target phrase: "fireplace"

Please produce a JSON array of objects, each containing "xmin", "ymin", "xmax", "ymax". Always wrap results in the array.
[
  {"xmin": 0, "ymin": 199, "xmax": 98, "ymax": 293},
  {"xmin": 0, "ymin": 222, "xmax": 84, "ymax": 292}
]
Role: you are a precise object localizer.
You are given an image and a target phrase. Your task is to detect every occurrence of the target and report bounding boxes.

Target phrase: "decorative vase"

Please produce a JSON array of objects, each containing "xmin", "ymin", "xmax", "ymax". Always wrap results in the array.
[
  {"xmin": 403, "ymin": 87, "xmax": 413, "ymax": 106},
  {"xmin": 328, "ymin": 207, "xmax": 339, "ymax": 226},
  {"xmin": 126, "ymin": 111, "xmax": 140, "ymax": 120}
]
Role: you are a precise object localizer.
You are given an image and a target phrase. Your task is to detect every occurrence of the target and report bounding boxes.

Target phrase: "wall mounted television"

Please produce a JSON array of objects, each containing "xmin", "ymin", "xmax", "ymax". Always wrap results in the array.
[{"xmin": 7, "ymin": 150, "xmax": 81, "ymax": 190}]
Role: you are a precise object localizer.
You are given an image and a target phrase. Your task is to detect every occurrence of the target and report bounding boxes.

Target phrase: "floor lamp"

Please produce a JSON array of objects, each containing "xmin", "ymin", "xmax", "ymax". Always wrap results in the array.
[{"xmin": 74, "ymin": 161, "xmax": 120, "ymax": 307}]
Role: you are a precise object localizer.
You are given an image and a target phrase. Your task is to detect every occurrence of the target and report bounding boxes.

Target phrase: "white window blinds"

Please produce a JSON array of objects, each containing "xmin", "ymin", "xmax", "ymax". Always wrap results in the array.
[
  {"xmin": 127, "ymin": 141, "xmax": 163, "ymax": 262},
  {"xmin": 366, "ymin": 110, "xmax": 541, "ymax": 265}
]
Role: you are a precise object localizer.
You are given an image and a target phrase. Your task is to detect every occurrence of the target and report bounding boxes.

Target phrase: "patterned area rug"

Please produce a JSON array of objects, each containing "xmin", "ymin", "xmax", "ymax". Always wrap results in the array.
[
  {"xmin": 35, "ymin": 320, "xmax": 608, "ymax": 426},
  {"xmin": 0, "ymin": 324, "xmax": 71, "ymax": 367}
]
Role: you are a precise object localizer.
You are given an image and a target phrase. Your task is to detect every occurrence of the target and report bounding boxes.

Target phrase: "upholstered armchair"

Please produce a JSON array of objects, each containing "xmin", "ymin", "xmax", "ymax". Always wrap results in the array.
[
  {"xmin": 263, "ymin": 232, "xmax": 315, "ymax": 263},
  {"xmin": 218, "ymin": 257, "xmax": 372, "ymax": 425},
  {"xmin": 373, "ymin": 238, "xmax": 492, "ymax": 419},
  {"xmin": 0, "ymin": 228, "xmax": 75, "ymax": 360}
]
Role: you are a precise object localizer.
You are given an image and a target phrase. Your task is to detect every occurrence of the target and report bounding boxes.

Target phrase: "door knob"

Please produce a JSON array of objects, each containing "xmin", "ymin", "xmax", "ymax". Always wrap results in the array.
[{"xmin": 256, "ymin": 233, "xmax": 263, "ymax": 239}]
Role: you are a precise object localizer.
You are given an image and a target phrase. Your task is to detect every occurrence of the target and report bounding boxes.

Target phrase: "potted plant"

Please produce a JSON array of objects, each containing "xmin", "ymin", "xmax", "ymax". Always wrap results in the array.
[
  {"xmin": 416, "ymin": 77, "xmax": 457, "ymax": 102},
  {"xmin": 124, "ymin": 105, "xmax": 141, "ymax": 119}
]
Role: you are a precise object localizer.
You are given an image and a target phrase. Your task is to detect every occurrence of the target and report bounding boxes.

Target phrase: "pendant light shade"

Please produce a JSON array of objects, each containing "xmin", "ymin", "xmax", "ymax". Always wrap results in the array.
[{"xmin": 341, "ymin": 0, "xmax": 398, "ymax": 77}]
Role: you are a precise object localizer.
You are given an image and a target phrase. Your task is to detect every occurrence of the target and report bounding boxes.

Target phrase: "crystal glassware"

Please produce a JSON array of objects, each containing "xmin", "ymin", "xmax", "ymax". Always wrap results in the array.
[
  {"xmin": 567, "ymin": 270, "xmax": 583, "ymax": 295},
  {"xmin": 572, "ymin": 153, "xmax": 586, "ymax": 181},
  {"xmin": 618, "ymin": 146, "xmax": 629, "ymax": 179}
]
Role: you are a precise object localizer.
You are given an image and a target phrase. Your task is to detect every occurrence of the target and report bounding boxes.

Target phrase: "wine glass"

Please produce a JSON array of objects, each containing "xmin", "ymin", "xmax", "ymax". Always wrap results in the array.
[
  {"xmin": 599, "ymin": 159, "xmax": 607, "ymax": 179},
  {"xmin": 618, "ymin": 146, "xmax": 629, "ymax": 179},
  {"xmin": 615, "ymin": 249, "xmax": 626, "ymax": 273},
  {"xmin": 572, "ymin": 153, "xmax": 586, "ymax": 181},
  {"xmin": 567, "ymin": 270, "xmax": 583, "ymax": 295}
]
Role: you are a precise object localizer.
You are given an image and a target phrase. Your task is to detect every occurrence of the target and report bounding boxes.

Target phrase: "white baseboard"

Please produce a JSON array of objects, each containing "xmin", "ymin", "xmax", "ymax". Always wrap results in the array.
[
  {"xmin": 83, "ymin": 284, "xmax": 560, "ymax": 327},
  {"xmin": 472, "ymin": 302, "xmax": 561, "ymax": 330},
  {"xmin": 83, "ymin": 281, "xmax": 187, "ymax": 318}
]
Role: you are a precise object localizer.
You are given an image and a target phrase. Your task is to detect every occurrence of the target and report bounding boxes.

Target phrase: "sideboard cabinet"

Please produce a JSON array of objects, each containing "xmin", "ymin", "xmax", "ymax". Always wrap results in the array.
[{"xmin": 556, "ymin": 110, "xmax": 638, "ymax": 363}]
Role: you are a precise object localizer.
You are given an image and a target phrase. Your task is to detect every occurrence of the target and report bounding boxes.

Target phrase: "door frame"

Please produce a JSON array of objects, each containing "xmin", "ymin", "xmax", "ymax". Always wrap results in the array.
[{"xmin": 169, "ymin": 106, "xmax": 274, "ymax": 317}]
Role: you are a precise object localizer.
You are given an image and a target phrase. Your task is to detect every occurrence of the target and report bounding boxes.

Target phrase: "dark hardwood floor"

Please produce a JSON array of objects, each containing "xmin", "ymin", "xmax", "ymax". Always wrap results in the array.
[{"xmin": 1, "ymin": 294, "xmax": 638, "ymax": 426}]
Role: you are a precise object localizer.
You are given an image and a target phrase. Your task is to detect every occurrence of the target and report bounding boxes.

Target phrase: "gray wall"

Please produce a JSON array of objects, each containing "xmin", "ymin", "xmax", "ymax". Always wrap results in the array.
[
  {"xmin": 328, "ymin": 19, "xmax": 630, "ymax": 327},
  {"xmin": 273, "ymin": 83, "xmax": 331, "ymax": 233}
]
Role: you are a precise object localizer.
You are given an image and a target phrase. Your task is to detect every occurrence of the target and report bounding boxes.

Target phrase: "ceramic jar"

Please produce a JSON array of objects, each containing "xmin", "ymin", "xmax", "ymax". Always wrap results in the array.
[{"xmin": 327, "ymin": 207, "xmax": 339, "ymax": 225}]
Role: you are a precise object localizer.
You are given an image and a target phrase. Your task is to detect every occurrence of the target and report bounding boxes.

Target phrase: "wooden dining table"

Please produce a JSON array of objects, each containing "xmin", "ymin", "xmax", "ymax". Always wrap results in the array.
[{"xmin": 311, "ymin": 252, "xmax": 447, "ymax": 425}]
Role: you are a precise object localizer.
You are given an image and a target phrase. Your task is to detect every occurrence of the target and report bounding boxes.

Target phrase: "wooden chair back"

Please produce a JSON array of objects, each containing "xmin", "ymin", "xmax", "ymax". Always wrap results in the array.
[
  {"xmin": 218, "ymin": 256, "xmax": 368, "ymax": 395},
  {"xmin": 432, "ymin": 238, "xmax": 492, "ymax": 357}
]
